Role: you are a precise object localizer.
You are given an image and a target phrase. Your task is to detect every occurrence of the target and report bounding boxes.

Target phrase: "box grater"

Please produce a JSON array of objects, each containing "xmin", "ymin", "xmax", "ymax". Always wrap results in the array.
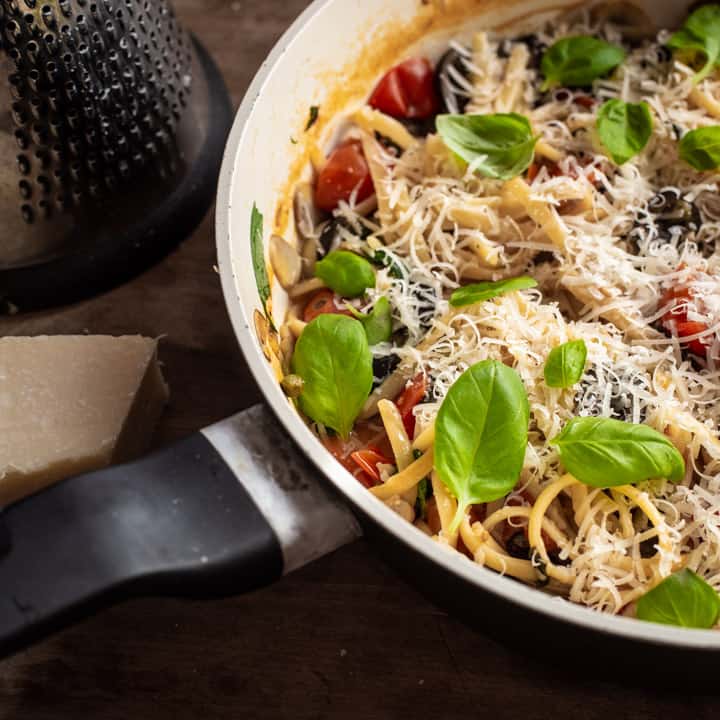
[{"xmin": 0, "ymin": 0, "xmax": 232, "ymax": 312}]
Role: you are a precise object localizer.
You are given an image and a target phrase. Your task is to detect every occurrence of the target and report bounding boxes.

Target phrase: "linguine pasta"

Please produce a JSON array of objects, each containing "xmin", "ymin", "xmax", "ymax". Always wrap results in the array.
[{"xmin": 266, "ymin": 5, "xmax": 720, "ymax": 622}]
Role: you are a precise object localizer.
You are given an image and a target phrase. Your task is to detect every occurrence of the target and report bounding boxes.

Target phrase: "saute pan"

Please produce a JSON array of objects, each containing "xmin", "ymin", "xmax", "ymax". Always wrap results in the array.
[{"xmin": 1, "ymin": 0, "xmax": 718, "ymax": 677}]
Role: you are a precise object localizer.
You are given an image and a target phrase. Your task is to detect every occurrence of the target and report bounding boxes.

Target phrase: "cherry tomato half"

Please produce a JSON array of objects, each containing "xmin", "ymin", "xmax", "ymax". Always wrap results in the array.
[
  {"xmin": 303, "ymin": 289, "xmax": 353, "ymax": 323},
  {"xmin": 351, "ymin": 446, "xmax": 394, "ymax": 484},
  {"xmin": 395, "ymin": 373, "xmax": 427, "ymax": 439},
  {"xmin": 314, "ymin": 139, "xmax": 374, "ymax": 213},
  {"xmin": 661, "ymin": 285, "xmax": 711, "ymax": 357},
  {"xmin": 369, "ymin": 58, "xmax": 440, "ymax": 120}
]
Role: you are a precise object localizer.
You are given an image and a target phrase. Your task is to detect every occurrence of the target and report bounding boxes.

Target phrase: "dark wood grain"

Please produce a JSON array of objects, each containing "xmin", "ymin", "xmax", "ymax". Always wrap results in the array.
[{"xmin": 0, "ymin": 2, "xmax": 718, "ymax": 718}]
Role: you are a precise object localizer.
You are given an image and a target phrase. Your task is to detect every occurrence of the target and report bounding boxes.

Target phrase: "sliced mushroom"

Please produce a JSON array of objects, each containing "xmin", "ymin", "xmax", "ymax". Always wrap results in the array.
[
  {"xmin": 269, "ymin": 234, "xmax": 302, "ymax": 290},
  {"xmin": 293, "ymin": 182, "xmax": 321, "ymax": 241}
]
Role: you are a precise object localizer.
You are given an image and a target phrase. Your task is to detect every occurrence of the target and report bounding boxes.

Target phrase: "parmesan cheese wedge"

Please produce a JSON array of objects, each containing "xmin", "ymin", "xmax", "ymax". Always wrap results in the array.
[{"xmin": 0, "ymin": 336, "xmax": 168, "ymax": 506}]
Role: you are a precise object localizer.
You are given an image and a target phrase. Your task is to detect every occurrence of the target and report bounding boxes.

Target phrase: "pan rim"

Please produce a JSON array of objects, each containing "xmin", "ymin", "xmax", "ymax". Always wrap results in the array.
[{"xmin": 215, "ymin": 0, "xmax": 720, "ymax": 651}]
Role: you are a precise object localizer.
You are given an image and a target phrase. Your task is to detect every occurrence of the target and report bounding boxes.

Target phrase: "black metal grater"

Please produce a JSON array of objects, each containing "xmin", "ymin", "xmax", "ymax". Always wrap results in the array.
[{"xmin": 0, "ymin": 0, "xmax": 232, "ymax": 312}]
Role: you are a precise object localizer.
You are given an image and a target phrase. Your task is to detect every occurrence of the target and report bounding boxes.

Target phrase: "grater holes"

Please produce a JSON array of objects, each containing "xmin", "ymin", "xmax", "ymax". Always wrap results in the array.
[
  {"xmin": 37, "ymin": 175, "xmax": 51, "ymax": 194},
  {"xmin": 18, "ymin": 180, "xmax": 32, "ymax": 200},
  {"xmin": 35, "ymin": 149, "xmax": 50, "ymax": 168},
  {"xmin": 14, "ymin": 130, "xmax": 29, "ymax": 150},
  {"xmin": 21, "ymin": 204, "xmax": 34, "ymax": 223}
]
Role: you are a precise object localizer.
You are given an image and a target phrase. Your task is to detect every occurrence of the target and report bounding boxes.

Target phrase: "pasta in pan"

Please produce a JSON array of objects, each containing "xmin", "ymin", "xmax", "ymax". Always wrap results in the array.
[{"xmin": 258, "ymin": 4, "xmax": 720, "ymax": 627}]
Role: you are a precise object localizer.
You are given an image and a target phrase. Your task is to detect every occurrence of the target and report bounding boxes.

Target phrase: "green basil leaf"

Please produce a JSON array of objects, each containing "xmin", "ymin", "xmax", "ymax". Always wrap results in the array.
[
  {"xmin": 540, "ymin": 36, "xmax": 626, "ymax": 90},
  {"xmin": 596, "ymin": 99, "xmax": 653, "ymax": 165},
  {"xmin": 637, "ymin": 569, "xmax": 720, "ymax": 629},
  {"xmin": 315, "ymin": 250, "xmax": 376, "ymax": 298},
  {"xmin": 436, "ymin": 113, "xmax": 538, "ymax": 180},
  {"xmin": 668, "ymin": 4, "xmax": 720, "ymax": 84},
  {"xmin": 436, "ymin": 360, "xmax": 530, "ymax": 530},
  {"xmin": 347, "ymin": 296, "xmax": 393, "ymax": 345},
  {"xmin": 679, "ymin": 126, "xmax": 720, "ymax": 171},
  {"xmin": 250, "ymin": 203, "xmax": 271, "ymax": 312},
  {"xmin": 544, "ymin": 340, "xmax": 587, "ymax": 389},
  {"xmin": 551, "ymin": 417, "xmax": 685, "ymax": 488},
  {"xmin": 450, "ymin": 276, "xmax": 538, "ymax": 308},
  {"xmin": 292, "ymin": 314, "xmax": 373, "ymax": 439}
]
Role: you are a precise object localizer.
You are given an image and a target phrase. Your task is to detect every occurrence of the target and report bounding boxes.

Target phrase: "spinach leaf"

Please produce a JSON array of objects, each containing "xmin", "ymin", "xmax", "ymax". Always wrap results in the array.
[
  {"xmin": 436, "ymin": 113, "xmax": 538, "ymax": 180},
  {"xmin": 292, "ymin": 314, "xmax": 373, "ymax": 439},
  {"xmin": 315, "ymin": 250, "xmax": 376, "ymax": 298},
  {"xmin": 637, "ymin": 569, "xmax": 720, "ymax": 629},
  {"xmin": 435, "ymin": 360, "xmax": 530, "ymax": 530},
  {"xmin": 250, "ymin": 203, "xmax": 271, "ymax": 312},
  {"xmin": 679, "ymin": 126, "xmax": 720, "ymax": 171},
  {"xmin": 450, "ymin": 276, "xmax": 538, "ymax": 308},
  {"xmin": 551, "ymin": 417, "xmax": 685, "ymax": 488},
  {"xmin": 347, "ymin": 296, "xmax": 393, "ymax": 345},
  {"xmin": 544, "ymin": 339, "xmax": 587, "ymax": 388},
  {"xmin": 540, "ymin": 36, "xmax": 626, "ymax": 90},
  {"xmin": 668, "ymin": 4, "xmax": 720, "ymax": 84},
  {"xmin": 596, "ymin": 99, "xmax": 653, "ymax": 165}
]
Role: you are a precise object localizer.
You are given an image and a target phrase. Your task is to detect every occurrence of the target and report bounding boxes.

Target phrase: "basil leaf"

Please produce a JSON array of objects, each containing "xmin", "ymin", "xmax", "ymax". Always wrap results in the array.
[
  {"xmin": 436, "ymin": 113, "xmax": 537, "ymax": 180},
  {"xmin": 551, "ymin": 417, "xmax": 685, "ymax": 488},
  {"xmin": 668, "ymin": 4, "xmax": 720, "ymax": 84},
  {"xmin": 637, "ymin": 569, "xmax": 720, "ymax": 629},
  {"xmin": 347, "ymin": 296, "xmax": 393, "ymax": 345},
  {"xmin": 292, "ymin": 314, "xmax": 373, "ymax": 439},
  {"xmin": 544, "ymin": 340, "xmax": 587, "ymax": 389},
  {"xmin": 450, "ymin": 276, "xmax": 538, "ymax": 308},
  {"xmin": 436, "ymin": 360, "xmax": 530, "ymax": 530},
  {"xmin": 540, "ymin": 36, "xmax": 626, "ymax": 90},
  {"xmin": 679, "ymin": 126, "xmax": 720, "ymax": 171},
  {"xmin": 250, "ymin": 203, "xmax": 271, "ymax": 311},
  {"xmin": 315, "ymin": 250, "xmax": 376, "ymax": 298},
  {"xmin": 596, "ymin": 99, "xmax": 653, "ymax": 165}
]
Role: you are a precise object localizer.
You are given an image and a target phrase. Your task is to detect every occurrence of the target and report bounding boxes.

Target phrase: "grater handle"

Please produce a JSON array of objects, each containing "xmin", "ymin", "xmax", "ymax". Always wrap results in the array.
[{"xmin": 0, "ymin": 405, "xmax": 360, "ymax": 658}]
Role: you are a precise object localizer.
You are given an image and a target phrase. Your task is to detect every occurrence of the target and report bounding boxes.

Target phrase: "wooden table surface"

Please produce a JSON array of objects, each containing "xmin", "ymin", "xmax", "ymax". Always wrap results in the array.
[{"xmin": 1, "ymin": 2, "xmax": 718, "ymax": 718}]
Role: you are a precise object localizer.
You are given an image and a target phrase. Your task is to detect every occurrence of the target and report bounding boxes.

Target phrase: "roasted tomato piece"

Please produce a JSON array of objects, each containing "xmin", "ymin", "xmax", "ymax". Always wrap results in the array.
[
  {"xmin": 315, "ymin": 139, "xmax": 374, "ymax": 213},
  {"xmin": 660, "ymin": 285, "xmax": 712, "ymax": 357},
  {"xmin": 395, "ymin": 373, "xmax": 427, "ymax": 439},
  {"xmin": 303, "ymin": 289, "xmax": 353, "ymax": 323},
  {"xmin": 323, "ymin": 434, "xmax": 390, "ymax": 489},
  {"xmin": 573, "ymin": 94, "xmax": 596, "ymax": 109},
  {"xmin": 369, "ymin": 58, "xmax": 440, "ymax": 120},
  {"xmin": 351, "ymin": 446, "xmax": 394, "ymax": 484}
]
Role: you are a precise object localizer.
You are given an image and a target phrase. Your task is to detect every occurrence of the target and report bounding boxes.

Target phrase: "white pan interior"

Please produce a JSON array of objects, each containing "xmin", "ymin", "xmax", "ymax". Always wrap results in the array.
[{"xmin": 216, "ymin": 0, "xmax": 720, "ymax": 649}]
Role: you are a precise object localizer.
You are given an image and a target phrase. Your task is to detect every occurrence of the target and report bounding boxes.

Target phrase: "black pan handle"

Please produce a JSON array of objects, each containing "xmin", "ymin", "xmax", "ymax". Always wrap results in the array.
[{"xmin": 0, "ymin": 405, "xmax": 360, "ymax": 658}]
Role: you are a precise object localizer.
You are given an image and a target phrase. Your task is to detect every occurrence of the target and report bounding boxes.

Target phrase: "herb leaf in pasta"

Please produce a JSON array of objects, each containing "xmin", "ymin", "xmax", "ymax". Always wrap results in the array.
[
  {"xmin": 544, "ymin": 340, "xmax": 587, "ymax": 388},
  {"xmin": 551, "ymin": 417, "xmax": 685, "ymax": 487},
  {"xmin": 315, "ymin": 250, "xmax": 376, "ymax": 298},
  {"xmin": 540, "ymin": 36, "xmax": 626, "ymax": 89},
  {"xmin": 292, "ymin": 314, "xmax": 373, "ymax": 438},
  {"xmin": 637, "ymin": 569, "xmax": 720, "ymax": 629},
  {"xmin": 679, "ymin": 126, "xmax": 720, "ymax": 171},
  {"xmin": 450, "ymin": 276, "xmax": 538, "ymax": 307},
  {"xmin": 250, "ymin": 203, "xmax": 271, "ymax": 314},
  {"xmin": 435, "ymin": 360, "xmax": 530, "ymax": 530},
  {"xmin": 668, "ymin": 4, "xmax": 720, "ymax": 84},
  {"xmin": 596, "ymin": 99, "xmax": 653, "ymax": 165},
  {"xmin": 436, "ymin": 113, "xmax": 537, "ymax": 180}
]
